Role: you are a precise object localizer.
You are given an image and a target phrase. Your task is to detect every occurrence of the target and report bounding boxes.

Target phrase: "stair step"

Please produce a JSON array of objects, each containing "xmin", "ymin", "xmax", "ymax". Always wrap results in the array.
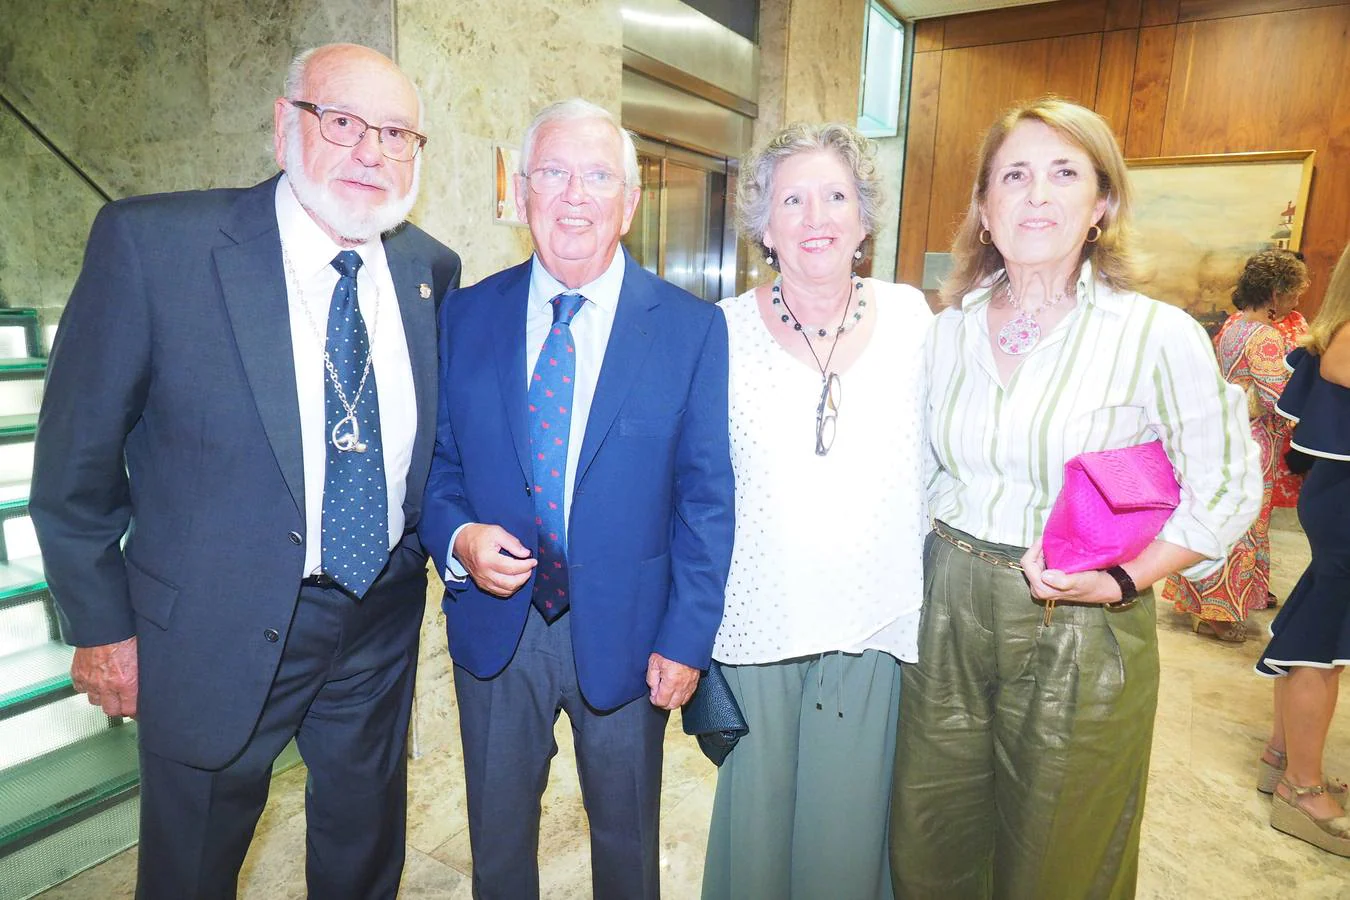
[
  {"xmin": 0, "ymin": 358, "xmax": 45, "ymax": 378},
  {"xmin": 0, "ymin": 586, "xmax": 56, "ymax": 657},
  {"xmin": 0, "ymin": 643, "xmax": 74, "ymax": 720},
  {"xmin": 0, "ymin": 556, "xmax": 45, "ymax": 604},
  {"xmin": 0, "ymin": 692, "xmax": 118, "ymax": 770},
  {"xmin": 0, "ymin": 724, "xmax": 139, "ymax": 857},
  {"xmin": 0, "ymin": 443, "xmax": 34, "ymax": 489},
  {"xmin": 0, "ymin": 309, "xmax": 42, "ymax": 360},
  {"xmin": 0, "ymin": 414, "xmax": 37, "ymax": 443},
  {"xmin": 0, "ymin": 478, "xmax": 28, "ymax": 503},
  {"xmin": 0, "ymin": 499, "xmax": 38, "ymax": 562},
  {"xmin": 0, "ymin": 789, "xmax": 138, "ymax": 896}
]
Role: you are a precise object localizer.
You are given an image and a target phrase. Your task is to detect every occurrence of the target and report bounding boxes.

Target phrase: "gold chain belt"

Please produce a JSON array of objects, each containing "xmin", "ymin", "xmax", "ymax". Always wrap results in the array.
[
  {"xmin": 931, "ymin": 521, "xmax": 1063, "ymax": 626},
  {"xmin": 931, "ymin": 520, "xmax": 1025, "ymax": 572}
]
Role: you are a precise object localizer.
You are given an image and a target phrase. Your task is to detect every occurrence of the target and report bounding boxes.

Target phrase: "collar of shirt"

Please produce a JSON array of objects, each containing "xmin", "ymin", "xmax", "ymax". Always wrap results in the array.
[
  {"xmin": 274, "ymin": 174, "xmax": 389, "ymax": 284},
  {"xmin": 959, "ymin": 258, "xmax": 1122, "ymax": 316},
  {"xmin": 527, "ymin": 248, "xmax": 626, "ymax": 318}
]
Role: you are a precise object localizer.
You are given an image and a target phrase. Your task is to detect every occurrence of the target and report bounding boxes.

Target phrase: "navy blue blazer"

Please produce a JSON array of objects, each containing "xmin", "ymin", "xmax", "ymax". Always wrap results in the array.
[
  {"xmin": 30, "ymin": 175, "xmax": 460, "ymax": 769},
  {"xmin": 419, "ymin": 251, "xmax": 734, "ymax": 711}
]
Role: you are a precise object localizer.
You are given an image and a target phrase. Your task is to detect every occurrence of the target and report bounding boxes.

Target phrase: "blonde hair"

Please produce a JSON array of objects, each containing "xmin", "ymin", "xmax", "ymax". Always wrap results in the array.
[
  {"xmin": 1302, "ymin": 243, "xmax": 1350, "ymax": 355},
  {"xmin": 941, "ymin": 97, "xmax": 1138, "ymax": 306}
]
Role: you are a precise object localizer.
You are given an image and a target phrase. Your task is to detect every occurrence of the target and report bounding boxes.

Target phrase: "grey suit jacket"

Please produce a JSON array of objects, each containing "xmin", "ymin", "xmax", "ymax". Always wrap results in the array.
[{"xmin": 30, "ymin": 175, "xmax": 460, "ymax": 768}]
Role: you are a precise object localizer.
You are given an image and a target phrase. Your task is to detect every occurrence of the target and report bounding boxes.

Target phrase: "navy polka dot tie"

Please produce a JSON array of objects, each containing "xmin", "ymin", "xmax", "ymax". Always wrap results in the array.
[
  {"xmin": 322, "ymin": 250, "xmax": 388, "ymax": 598},
  {"xmin": 529, "ymin": 292, "xmax": 586, "ymax": 621}
]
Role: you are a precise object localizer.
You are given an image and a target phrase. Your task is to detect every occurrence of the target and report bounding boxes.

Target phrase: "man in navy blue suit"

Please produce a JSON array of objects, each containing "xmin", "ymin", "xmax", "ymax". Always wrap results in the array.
[
  {"xmin": 31, "ymin": 44, "xmax": 459, "ymax": 899},
  {"xmin": 419, "ymin": 99, "xmax": 734, "ymax": 899}
]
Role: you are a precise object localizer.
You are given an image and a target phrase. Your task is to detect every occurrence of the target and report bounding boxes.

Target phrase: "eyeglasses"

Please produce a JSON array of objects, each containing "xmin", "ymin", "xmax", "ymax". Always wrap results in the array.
[
  {"xmin": 525, "ymin": 167, "xmax": 626, "ymax": 197},
  {"xmin": 815, "ymin": 372, "xmax": 841, "ymax": 456},
  {"xmin": 288, "ymin": 100, "xmax": 427, "ymax": 162}
]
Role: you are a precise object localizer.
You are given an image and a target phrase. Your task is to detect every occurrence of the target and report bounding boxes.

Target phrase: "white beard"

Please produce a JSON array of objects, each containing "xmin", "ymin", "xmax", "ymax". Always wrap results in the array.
[{"xmin": 283, "ymin": 120, "xmax": 421, "ymax": 243}]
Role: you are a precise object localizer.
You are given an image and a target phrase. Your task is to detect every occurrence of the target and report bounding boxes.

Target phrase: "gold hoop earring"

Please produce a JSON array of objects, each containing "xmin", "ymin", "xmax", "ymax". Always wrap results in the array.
[
  {"xmin": 978, "ymin": 229, "xmax": 992, "ymax": 246},
  {"xmin": 1086, "ymin": 225, "xmax": 1102, "ymax": 243}
]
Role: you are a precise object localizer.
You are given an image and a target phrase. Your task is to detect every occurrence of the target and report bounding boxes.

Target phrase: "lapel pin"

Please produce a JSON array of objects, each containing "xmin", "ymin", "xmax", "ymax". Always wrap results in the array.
[{"xmin": 418, "ymin": 283, "xmax": 432, "ymax": 300}]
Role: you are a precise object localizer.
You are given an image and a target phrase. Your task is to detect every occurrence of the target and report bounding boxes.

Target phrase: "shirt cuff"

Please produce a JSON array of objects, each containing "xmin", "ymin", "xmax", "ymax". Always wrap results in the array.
[{"xmin": 444, "ymin": 523, "xmax": 471, "ymax": 583}]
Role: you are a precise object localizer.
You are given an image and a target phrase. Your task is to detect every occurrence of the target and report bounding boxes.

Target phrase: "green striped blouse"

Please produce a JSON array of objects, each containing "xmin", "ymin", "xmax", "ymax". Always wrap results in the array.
[{"xmin": 926, "ymin": 262, "xmax": 1262, "ymax": 577}]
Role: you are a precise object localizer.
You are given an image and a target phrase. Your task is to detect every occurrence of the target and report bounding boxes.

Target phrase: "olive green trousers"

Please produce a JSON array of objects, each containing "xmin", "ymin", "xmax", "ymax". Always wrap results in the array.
[{"xmin": 890, "ymin": 527, "xmax": 1159, "ymax": 900}]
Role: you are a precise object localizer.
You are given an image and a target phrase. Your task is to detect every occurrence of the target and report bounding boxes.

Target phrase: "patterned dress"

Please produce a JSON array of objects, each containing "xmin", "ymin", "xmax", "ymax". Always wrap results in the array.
[
  {"xmin": 1166, "ymin": 317, "xmax": 1289, "ymax": 621},
  {"xmin": 1271, "ymin": 311, "xmax": 1309, "ymax": 507}
]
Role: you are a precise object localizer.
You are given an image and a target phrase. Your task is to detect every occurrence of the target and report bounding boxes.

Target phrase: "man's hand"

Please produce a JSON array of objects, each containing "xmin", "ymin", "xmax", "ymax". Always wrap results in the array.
[
  {"xmin": 646, "ymin": 653, "xmax": 701, "ymax": 710},
  {"xmin": 1020, "ymin": 538, "xmax": 1121, "ymax": 605},
  {"xmin": 70, "ymin": 636, "xmax": 139, "ymax": 718},
  {"xmin": 453, "ymin": 523, "xmax": 537, "ymax": 597}
]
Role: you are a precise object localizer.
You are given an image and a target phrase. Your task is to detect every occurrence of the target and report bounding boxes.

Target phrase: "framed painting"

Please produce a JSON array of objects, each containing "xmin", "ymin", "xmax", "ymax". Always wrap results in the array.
[
  {"xmin": 1125, "ymin": 150, "xmax": 1315, "ymax": 334},
  {"xmin": 494, "ymin": 146, "xmax": 525, "ymax": 226}
]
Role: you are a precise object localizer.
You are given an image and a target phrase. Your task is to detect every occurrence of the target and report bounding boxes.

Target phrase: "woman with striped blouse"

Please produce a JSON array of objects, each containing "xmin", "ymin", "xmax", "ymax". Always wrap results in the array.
[{"xmin": 888, "ymin": 98, "xmax": 1262, "ymax": 900}]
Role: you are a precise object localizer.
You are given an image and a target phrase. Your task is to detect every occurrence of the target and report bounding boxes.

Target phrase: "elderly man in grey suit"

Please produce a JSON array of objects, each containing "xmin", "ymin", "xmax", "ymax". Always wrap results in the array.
[{"xmin": 30, "ymin": 43, "xmax": 459, "ymax": 899}]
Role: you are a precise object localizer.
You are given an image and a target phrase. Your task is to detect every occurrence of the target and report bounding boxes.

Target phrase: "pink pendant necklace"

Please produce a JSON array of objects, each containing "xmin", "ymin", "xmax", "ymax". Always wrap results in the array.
[{"xmin": 996, "ymin": 283, "xmax": 1069, "ymax": 355}]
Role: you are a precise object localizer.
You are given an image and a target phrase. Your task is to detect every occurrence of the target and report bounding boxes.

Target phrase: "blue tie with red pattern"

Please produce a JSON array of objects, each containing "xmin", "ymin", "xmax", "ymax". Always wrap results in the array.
[{"xmin": 529, "ymin": 292, "xmax": 586, "ymax": 621}]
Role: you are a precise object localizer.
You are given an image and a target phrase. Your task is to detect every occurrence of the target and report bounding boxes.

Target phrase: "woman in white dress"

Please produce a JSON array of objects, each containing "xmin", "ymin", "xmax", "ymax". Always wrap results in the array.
[{"xmin": 700, "ymin": 122, "xmax": 932, "ymax": 900}]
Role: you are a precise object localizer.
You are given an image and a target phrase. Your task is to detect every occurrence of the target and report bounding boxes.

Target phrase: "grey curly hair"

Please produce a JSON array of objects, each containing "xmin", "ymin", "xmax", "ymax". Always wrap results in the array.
[{"xmin": 736, "ymin": 122, "xmax": 885, "ymax": 262}]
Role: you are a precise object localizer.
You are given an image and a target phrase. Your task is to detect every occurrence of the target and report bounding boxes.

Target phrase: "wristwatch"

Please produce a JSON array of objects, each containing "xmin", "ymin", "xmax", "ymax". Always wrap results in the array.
[{"xmin": 1103, "ymin": 565, "xmax": 1139, "ymax": 610}]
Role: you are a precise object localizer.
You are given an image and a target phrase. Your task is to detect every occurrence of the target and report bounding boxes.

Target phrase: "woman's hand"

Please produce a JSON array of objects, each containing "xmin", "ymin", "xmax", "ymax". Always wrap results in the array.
[{"xmin": 1020, "ymin": 538, "xmax": 1123, "ymax": 605}]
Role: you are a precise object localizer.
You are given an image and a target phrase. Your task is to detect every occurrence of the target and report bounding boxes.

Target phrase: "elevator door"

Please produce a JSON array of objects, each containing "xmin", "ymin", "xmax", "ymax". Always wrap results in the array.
[{"xmin": 622, "ymin": 139, "xmax": 738, "ymax": 303}]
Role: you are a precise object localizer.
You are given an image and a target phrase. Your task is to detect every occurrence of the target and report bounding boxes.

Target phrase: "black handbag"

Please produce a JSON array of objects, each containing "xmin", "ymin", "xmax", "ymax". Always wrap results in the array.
[{"xmin": 680, "ymin": 661, "xmax": 748, "ymax": 766}]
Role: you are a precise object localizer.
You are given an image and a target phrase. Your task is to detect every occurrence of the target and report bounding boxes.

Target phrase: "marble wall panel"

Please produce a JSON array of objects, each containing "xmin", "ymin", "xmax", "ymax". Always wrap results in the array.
[
  {"xmin": 753, "ymin": 0, "xmax": 791, "ymax": 150},
  {"xmin": 397, "ymin": 0, "xmax": 624, "ymax": 285},
  {"xmin": 0, "ymin": 0, "xmax": 391, "ymax": 198},
  {"xmin": 0, "ymin": 110, "xmax": 104, "ymax": 337},
  {"xmin": 870, "ymin": 133, "xmax": 902, "ymax": 284},
  {"xmin": 781, "ymin": 0, "xmax": 866, "ymax": 126}
]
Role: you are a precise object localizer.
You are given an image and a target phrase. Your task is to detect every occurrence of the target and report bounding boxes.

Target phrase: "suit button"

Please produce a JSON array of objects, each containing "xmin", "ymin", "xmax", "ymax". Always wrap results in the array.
[
  {"xmin": 287, "ymin": 531, "xmax": 302, "ymax": 545},
  {"xmin": 525, "ymin": 484, "xmax": 532, "ymax": 496},
  {"xmin": 263, "ymin": 628, "xmax": 280, "ymax": 643}
]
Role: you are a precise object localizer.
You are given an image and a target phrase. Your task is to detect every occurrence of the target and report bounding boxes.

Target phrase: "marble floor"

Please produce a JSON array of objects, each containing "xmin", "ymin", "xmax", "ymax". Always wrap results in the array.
[{"xmin": 42, "ymin": 512, "xmax": 1350, "ymax": 898}]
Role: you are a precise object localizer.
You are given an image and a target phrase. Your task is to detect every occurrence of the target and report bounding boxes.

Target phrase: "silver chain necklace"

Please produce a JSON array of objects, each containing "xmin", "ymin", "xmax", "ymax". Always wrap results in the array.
[{"xmin": 281, "ymin": 243, "xmax": 382, "ymax": 453}]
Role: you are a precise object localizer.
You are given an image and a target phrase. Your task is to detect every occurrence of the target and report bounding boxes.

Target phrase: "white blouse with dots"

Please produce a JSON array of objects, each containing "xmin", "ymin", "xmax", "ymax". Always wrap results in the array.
[{"xmin": 712, "ymin": 279, "xmax": 933, "ymax": 665}]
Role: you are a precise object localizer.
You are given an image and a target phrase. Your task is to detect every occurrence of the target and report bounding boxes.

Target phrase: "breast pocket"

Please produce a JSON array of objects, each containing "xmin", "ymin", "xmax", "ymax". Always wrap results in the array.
[{"xmin": 618, "ymin": 413, "xmax": 682, "ymax": 439}]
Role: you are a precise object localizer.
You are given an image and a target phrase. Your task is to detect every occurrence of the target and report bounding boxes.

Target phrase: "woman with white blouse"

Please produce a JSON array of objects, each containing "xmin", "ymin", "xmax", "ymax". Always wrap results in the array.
[
  {"xmin": 888, "ymin": 98, "xmax": 1261, "ymax": 900},
  {"xmin": 700, "ymin": 123, "xmax": 931, "ymax": 900}
]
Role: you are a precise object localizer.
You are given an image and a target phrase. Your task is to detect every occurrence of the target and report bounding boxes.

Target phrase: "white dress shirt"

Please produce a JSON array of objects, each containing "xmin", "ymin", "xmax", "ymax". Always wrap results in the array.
[
  {"xmin": 445, "ymin": 250, "xmax": 623, "ymax": 578},
  {"xmin": 275, "ymin": 176, "xmax": 416, "ymax": 577}
]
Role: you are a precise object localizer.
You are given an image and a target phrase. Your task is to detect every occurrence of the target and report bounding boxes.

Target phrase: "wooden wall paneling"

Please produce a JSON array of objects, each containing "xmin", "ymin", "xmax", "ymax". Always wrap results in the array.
[
  {"xmin": 1178, "ymin": 0, "xmax": 1350, "ymax": 23},
  {"xmin": 913, "ymin": 19, "xmax": 945, "ymax": 52},
  {"xmin": 1105, "ymin": 0, "xmax": 1143, "ymax": 28},
  {"xmin": 924, "ymin": 34, "xmax": 1103, "ymax": 254},
  {"xmin": 1123, "ymin": 24, "xmax": 1174, "ymax": 156},
  {"xmin": 1095, "ymin": 28, "xmax": 1138, "ymax": 144},
  {"xmin": 1158, "ymin": 3, "xmax": 1350, "ymax": 314},
  {"xmin": 1140, "ymin": 0, "xmax": 1180, "ymax": 24},
  {"xmin": 897, "ymin": 51, "xmax": 943, "ymax": 285},
  {"xmin": 940, "ymin": 0, "xmax": 1107, "ymax": 50}
]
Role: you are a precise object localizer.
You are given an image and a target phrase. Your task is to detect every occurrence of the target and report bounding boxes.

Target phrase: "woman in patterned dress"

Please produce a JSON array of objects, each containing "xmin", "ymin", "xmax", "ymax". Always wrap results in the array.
[
  {"xmin": 1165, "ymin": 250, "xmax": 1309, "ymax": 640},
  {"xmin": 1272, "ymin": 302, "xmax": 1311, "ymax": 510},
  {"xmin": 1217, "ymin": 251, "xmax": 1310, "ymax": 512}
]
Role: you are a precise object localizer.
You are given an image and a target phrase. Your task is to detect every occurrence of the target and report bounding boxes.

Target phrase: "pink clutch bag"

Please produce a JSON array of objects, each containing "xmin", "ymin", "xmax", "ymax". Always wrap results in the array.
[{"xmin": 1041, "ymin": 440, "xmax": 1181, "ymax": 574}]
